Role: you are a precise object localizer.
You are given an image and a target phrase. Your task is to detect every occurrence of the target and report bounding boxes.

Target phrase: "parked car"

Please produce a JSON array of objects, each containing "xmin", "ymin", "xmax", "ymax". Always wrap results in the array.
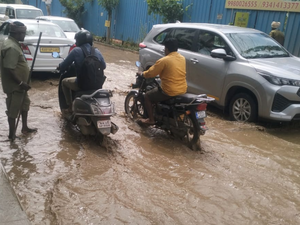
[
  {"xmin": 0, "ymin": 19, "xmax": 76, "ymax": 72},
  {"xmin": 0, "ymin": 3, "xmax": 7, "ymax": 25},
  {"xmin": 5, "ymin": 4, "xmax": 43, "ymax": 19},
  {"xmin": 36, "ymin": 16, "xmax": 81, "ymax": 40},
  {"xmin": 139, "ymin": 23, "xmax": 300, "ymax": 122}
]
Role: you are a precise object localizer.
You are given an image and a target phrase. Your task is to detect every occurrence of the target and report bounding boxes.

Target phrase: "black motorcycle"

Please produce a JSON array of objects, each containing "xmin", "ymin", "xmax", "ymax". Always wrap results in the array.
[
  {"xmin": 124, "ymin": 62, "xmax": 215, "ymax": 150},
  {"xmin": 54, "ymin": 52, "xmax": 118, "ymax": 144}
]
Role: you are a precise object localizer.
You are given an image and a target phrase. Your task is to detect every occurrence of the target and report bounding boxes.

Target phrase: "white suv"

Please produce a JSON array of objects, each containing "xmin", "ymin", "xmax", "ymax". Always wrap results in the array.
[{"xmin": 5, "ymin": 4, "xmax": 43, "ymax": 19}]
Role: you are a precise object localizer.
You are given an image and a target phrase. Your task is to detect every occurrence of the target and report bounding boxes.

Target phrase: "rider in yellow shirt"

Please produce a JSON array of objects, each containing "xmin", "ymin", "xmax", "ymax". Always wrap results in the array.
[{"xmin": 138, "ymin": 38, "xmax": 187, "ymax": 125}]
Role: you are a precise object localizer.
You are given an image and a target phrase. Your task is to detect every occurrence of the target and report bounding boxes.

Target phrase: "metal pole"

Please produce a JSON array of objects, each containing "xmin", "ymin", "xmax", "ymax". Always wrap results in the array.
[{"xmin": 14, "ymin": 32, "xmax": 42, "ymax": 137}]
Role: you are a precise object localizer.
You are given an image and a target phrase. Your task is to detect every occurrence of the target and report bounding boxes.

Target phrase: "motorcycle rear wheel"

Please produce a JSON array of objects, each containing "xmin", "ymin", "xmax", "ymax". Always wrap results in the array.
[
  {"xmin": 124, "ymin": 92, "xmax": 145, "ymax": 119},
  {"xmin": 183, "ymin": 114, "xmax": 201, "ymax": 150}
]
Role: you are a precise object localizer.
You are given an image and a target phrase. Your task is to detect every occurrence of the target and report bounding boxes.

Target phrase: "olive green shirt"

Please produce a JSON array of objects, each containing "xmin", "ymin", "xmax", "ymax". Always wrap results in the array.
[
  {"xmin": 269, "ymin": 30, "xmax": 285, "ymax": 46},
  {"xmin": 1, "ymin": 36, "xmax": 30, "ymax": 94}
]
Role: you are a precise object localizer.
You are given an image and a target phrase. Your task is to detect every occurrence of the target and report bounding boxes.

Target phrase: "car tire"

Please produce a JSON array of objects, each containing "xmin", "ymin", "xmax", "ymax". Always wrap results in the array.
[{"xmin": 229, "ymin": 93, "xmax": 257, "ymax": 122}]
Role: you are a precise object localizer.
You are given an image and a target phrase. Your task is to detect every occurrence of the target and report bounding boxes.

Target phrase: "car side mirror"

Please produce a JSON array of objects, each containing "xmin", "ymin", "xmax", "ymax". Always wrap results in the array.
[
  {"xmin": 211, "ymin": 49, "xmax": 236, "ymax": 61},
  {"xmin": 211, "ymin": 49, "xmax": 227, "ymax": 58},
  {"xmin": 9, "ymin": 15, "xmax": 14, "ymax": 19}
]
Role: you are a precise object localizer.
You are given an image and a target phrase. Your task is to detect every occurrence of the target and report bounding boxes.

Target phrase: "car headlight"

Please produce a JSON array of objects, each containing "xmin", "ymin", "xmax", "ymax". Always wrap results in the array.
[{"xmin": 257, "ymin": 70, "xmax": 300, "ymax": 87}]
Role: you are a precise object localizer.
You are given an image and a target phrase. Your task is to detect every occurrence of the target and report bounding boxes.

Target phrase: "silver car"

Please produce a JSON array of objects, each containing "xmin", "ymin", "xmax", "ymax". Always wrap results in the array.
[
  {"xmin": 139, "ymin": 23, "xmax": 300, "ymax": 122},
  {"xmin": 0, "ymin": 19, "xmax": 75, "ymax": 72},
  {"xmin": 35, "ymin": 16, "xmax": 81, "ymax": 40}
]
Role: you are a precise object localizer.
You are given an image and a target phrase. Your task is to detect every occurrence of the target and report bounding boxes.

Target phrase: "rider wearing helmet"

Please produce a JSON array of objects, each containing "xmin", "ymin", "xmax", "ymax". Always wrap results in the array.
[{"xmin": 57, "ymin": 29, "xmax": 106, "ymax": 114}]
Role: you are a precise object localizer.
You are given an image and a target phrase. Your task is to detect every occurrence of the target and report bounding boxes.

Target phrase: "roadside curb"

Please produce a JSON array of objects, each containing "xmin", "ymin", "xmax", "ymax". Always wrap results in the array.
[
  {"xmin": 0, "ymin": 162, "xmax": 31, "ymax": 224},
  {"xmin": 94, "ymin": 40, "xmax": 139, "ymax": 54}
]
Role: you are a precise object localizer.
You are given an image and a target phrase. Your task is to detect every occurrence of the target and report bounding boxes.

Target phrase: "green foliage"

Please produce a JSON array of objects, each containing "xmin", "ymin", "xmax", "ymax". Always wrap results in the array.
[
  {"xmin": 147, "ymin": 0, "xmax": 185, "ymax": 23},
  {"xmin": 139, "ymin": 23, "xmax": 148, "ymax": 43},
  {"xmin": 97, "ymin": 0, "xmax": 119, "ymax": 15},
  {"xmin": 59, "ymin": 0, "xmax": 92, "ymax": 28},
  {"xmin": 97, "ymin": 0, "xmax": 119, "ymax": 43},
  {"xmin": 0, "ymin": 0, "xmax": 14, "ymax": 3}
]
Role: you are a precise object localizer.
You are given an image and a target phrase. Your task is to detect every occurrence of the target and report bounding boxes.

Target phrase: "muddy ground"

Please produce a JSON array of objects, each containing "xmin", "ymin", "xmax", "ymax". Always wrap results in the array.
[{"xmin": 0, "ymin": 43, "xmax": 300, "ymax": 225}]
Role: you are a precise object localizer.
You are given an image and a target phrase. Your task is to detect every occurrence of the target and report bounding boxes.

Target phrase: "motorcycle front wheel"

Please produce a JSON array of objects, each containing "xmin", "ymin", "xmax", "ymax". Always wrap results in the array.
[
  {"xmin": 183, "ymin": 114, "xmax": 201, "ymax": 151},
  {"xmin": 124, "ymin": 92, "xmax": 145, "ymax": 119}
]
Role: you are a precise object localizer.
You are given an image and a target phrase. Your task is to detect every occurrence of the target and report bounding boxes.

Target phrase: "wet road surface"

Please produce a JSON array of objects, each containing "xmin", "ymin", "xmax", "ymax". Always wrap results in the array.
[{"xmin": 0, "ymin": 43, "xmax": 300, "ymax": 225}]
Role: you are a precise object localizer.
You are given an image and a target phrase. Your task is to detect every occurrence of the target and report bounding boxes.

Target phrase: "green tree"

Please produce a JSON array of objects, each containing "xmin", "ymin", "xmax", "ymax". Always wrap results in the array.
[
  {"xmin": 59, "ymin": 0, "xmax": 92, "ymax": 28},
  {"xmin": 147, "ymin": 0, "xmax": 186, "ymax": 23},
  {"xmin": 97, "ymin": 0, "xmax": 119, "ymax": 43}
]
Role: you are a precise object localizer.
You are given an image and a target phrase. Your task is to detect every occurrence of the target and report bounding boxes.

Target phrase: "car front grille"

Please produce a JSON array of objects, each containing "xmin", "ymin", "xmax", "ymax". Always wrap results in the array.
[{"xmin": 272, "ymin": 93, "xmax": 293, "ymax": 112}]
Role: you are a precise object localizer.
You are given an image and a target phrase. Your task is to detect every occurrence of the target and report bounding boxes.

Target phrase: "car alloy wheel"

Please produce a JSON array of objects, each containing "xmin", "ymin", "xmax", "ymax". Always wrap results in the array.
[{"xmin": 229, "ymin": 93, "xmax": 257, "ymax": 122}]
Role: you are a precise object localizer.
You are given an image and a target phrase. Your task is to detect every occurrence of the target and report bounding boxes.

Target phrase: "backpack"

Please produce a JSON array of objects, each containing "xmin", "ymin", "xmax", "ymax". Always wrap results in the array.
[{"xmin": 77, "ymin": 46, "xmax": 106, "ymax": 91}]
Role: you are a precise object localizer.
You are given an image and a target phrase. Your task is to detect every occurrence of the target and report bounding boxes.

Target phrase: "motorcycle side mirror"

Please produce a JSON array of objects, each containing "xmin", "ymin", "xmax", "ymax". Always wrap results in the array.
[
  {"xmin": 135, "ymin": 61, "xmax": 141, "ymax": 68},
  {"xmin": 52, "ymin": 52, "xmax": 60, "ymax": 58}
]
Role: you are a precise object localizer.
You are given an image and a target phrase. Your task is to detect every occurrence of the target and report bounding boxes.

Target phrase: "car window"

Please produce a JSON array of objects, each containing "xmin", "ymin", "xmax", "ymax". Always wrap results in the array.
[
  {"xmin": 16, "ymin": 9, "xmax": 43, "ymax": 19},
  {"xmin": 226, "ymin": 32, "xmax": 289, "ymax": 59},
  {"xmin": 0, "ymin": 7, "xmax": 6, "ymax": 14},
  {"xmin": 197, "ymin": 31, "xmax": 232, "ymax": 56},
  {"xmin": 0, "ymin": 22, "xmax": 9, "ymax": 35},
  {"xmin": 169, "ymin": 28, "xmax": 197, "ymax": 51},
  {"xmin": 51, "ymin": 20, "xmax": 80, "ymax": 32},
  {"xmin": 7, "ymin": 8, "xmax": 14, "ymax": 18},
  {"xmin": 154, "ymin": 29, "xmax": 171, "ymax": 44},
  {"xmin": 26, "ymin": 24, "xmax": 66, "ymax": 38}
]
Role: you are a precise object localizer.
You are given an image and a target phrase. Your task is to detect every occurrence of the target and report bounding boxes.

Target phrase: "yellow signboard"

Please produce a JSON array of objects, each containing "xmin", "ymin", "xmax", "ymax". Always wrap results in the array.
[
  {"xmin": 105, "ymin": 20, "xmax": 110, "ymax": 27},
  {"xmin": 225, "ymin": 0, "xmax": 300, "ymax": 12},
  {"xmin": 234, "ymin": 12, "xmax": 249, "ymax": 27}
]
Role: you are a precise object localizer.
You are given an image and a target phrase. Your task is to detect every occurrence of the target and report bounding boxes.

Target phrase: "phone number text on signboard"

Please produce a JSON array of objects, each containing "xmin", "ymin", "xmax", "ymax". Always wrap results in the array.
[{"xmin": 226, "ymin": 0, "xmax": 300, "ymax": 11}]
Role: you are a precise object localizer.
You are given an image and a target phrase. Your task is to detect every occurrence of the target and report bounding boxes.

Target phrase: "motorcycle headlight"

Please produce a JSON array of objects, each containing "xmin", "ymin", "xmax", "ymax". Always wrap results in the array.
[{"xmin": 257, "ymin": 70, "xmax": 300, "ymax": 87}]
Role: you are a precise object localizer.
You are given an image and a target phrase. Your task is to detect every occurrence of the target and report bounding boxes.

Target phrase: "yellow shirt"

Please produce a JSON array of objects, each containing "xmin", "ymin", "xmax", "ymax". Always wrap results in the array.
[{"xmin": 143, "ymin": 52, "xmax": 187, "ymax": 96}]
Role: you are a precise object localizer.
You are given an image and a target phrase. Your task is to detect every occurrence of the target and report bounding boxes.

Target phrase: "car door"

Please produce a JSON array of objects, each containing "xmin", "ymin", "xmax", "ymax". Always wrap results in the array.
[
  {"xmin": 186, "ymin": 30, "xmax": 232, "ymax": 105},
  {"xmin": 0, "ymin": 22, "xmax": 9, "ymax": 52}
]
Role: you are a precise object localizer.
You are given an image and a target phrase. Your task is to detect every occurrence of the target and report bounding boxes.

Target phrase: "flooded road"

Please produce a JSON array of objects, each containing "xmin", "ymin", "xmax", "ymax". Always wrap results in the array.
[{"xmin": 0, "ymin": 43, "xmax": 300, "ymax": 225}]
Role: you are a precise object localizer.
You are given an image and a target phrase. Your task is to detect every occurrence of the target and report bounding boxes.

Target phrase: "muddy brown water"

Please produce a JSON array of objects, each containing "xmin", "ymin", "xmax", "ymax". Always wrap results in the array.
[{"xmin": 0, "ymin": 44, "xmax": 300, "ymax": 225}]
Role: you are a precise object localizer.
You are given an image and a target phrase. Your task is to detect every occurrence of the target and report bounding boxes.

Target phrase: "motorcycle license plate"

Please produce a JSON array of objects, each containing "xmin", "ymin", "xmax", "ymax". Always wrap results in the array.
[
  {"xmin": 97, "ymin": 120, "xmax": 111, "ymax": 128},
  {"xmin": 196, "ymin": 111, "xmax": 206, "ymax": 119}
]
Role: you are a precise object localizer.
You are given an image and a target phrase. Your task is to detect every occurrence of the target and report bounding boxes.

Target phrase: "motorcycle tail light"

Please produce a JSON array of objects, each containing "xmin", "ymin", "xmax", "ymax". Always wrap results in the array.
[
  {"xmin": 197, "ymin": 103, "xmax": 207, "ymax": 111},
  {"xmin": 69, "ymin": 44, "xmax": 76, "ymax": 53},
  {"xmin": 21, "ymin": 43, "xmax": 31, "ymax": 55}
]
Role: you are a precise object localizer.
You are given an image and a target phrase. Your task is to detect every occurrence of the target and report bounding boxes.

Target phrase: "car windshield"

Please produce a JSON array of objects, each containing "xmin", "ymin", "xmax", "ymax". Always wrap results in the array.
[
  {"xmin": 0, "ymin": 7, "xmax": 6, "ymax": 14},
  {"xmin": 51, "ymin": 20, "xmax": 80, "ymax": 32},
  {"xmin": 16, "ymin": 9, "xmax": 43, "ymax": 19},
  {"xmin": 26, "ymin": 24, "xmax": 66, "ymax": 38},
  {"xmin": 226, "ymin": 32, "xmax": 289, "ymax": 59}
]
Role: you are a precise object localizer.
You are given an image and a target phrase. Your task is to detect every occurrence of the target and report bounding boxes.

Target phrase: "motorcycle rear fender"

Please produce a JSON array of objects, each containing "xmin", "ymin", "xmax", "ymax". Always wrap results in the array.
[{"xmin": 92, "ymin": 117, "xmax": 111, "ymax": 135}]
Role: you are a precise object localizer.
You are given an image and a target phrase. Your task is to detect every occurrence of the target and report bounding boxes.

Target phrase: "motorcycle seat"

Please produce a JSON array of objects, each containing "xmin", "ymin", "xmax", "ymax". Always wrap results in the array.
[
  {"xmin": 76, "ymin": 89, "xmax": 112, "ymax": 99},
  {"xmin": 162, "ymin": 93, "xmax": 201, "ymax": 105}
]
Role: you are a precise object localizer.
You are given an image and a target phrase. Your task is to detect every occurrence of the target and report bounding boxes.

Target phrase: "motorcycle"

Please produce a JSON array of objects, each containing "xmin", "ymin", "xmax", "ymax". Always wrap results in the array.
[
  {"xmin": 124, "ymin": 61, "xmax": 215, "ymax": 150},
  {"xmin": 53, "ymin": 52, "xmax": 118, "ymax": 144}
]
